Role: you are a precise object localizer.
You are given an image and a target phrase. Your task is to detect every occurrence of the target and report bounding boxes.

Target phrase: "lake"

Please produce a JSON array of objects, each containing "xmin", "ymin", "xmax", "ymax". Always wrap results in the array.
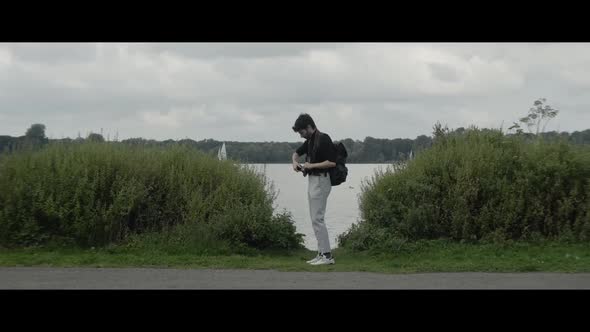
[{"xmin": 249, "ymin": 164, "xmax": 390, "ymax": 250}]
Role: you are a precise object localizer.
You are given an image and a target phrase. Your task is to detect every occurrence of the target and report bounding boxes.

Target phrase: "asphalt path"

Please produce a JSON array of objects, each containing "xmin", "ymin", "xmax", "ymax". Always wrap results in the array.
[{"xmin": 1, "ymin": 268, "xmax": 590, "ymax": 289}]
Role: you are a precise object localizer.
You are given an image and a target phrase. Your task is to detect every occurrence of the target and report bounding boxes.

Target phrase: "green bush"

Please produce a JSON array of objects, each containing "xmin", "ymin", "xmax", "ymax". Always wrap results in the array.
[
  {"xmin": 339, "ymin": 128, "xmax": 590, "ymax": 251},
  {"xmin": 0, "ymin": 142, "xmax": 303, "ymax": 250}
]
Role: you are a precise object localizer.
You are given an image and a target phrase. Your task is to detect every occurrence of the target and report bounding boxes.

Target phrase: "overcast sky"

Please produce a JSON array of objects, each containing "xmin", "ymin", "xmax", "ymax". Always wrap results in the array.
[{"xmin": 1, "ymin": 43, "xmax": 589, "ymax": 142}]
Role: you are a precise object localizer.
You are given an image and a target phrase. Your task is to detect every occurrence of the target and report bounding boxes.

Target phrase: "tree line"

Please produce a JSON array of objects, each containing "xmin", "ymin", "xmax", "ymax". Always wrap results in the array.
[{"xmin": 2, "ymin": 123, "xmax": 590, "ymax": 164}]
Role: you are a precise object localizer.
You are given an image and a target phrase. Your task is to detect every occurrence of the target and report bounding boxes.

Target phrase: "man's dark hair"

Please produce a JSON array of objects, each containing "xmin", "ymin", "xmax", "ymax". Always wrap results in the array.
[{"xmin": 292, "ymin": 113, "xmax": 316, "ymax": 132}]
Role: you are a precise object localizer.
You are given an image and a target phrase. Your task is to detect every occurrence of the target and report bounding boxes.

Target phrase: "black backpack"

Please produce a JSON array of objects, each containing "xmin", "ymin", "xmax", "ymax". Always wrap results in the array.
[{"xmin": 329, "ymin": 142, "xmax": 348, "ymax": 186}]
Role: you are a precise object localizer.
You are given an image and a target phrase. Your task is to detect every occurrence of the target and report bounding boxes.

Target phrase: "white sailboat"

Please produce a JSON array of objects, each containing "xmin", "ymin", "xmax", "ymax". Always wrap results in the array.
[{"xmin": 217, "ymin": 142, "xmax": 227, "ymax": 160}]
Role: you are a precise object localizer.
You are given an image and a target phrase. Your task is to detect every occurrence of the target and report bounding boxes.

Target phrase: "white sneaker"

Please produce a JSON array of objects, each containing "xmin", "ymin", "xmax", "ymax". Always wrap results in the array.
[
  {"xmin": 310, "ymin": 255, "xmax": 335, "ymax": 266},
  {"xmin": 306, "ymin": 254, "xmax": 321, "ymax": 264}
]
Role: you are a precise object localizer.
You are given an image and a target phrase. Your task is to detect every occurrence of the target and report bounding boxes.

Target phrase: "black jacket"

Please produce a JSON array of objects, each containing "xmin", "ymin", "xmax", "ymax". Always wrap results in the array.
[{"xmin": 296, "ymin": 131, "xmax": 337, "ymax": 174}]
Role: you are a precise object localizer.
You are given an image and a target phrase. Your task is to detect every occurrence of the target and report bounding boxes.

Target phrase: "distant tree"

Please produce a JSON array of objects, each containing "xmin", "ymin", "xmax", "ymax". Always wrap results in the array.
[
  {"xmin": 413, "ymin": 135, "xmax": 432, "ymax": 152},
  {"xmin": 87, "ymin": 133, "xmax": 105, "ymax": 142},
  {"xmin": 509, "ymin": 98, "xmax": 559, "ymax": 135},
  {"xmin": 25, "ymin": 124, "xmax": 46, "ymax": 139},
  {"xmin": 22, "ymin": 123, "xmax": 49, "ymax": 150},
  {"xmin": 432, "ymin": 121, "xmax": 450, "ymax": 142}
]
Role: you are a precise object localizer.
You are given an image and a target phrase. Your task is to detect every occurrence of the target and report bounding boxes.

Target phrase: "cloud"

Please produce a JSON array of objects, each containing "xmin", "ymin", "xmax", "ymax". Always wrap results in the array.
[
  {"xmin": 141, "ymin": 111, "xmax": 182, "ymax": 128},
  {"xmin": 0, "ymin": 48, "xmax": 12, "ymax": 67},
  {"xmin": 428, "ymin": 62, "xmax": 462, "ymax": 83},
  {"xmin": 0, "ymin": 43, "xmax": 588, "ymax": 141},
  {"xmin": 135, "ymin": 43, "xmax": 349, "ymax": 60},
  {"xmin": 2, "ymin": 43, "xmax": 97, "ymax": 64}
]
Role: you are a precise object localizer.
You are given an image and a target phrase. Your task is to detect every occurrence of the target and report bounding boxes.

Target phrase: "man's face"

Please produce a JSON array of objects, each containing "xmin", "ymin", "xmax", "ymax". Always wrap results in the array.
[{"xmin": 298, "ymin": 127, "xmax": 313, "ymax": 139}]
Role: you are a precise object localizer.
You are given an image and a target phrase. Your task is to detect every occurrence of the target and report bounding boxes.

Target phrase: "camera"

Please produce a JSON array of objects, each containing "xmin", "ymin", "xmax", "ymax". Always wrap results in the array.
[{"xmin": 297, "ymin": 164, "xmax": 310, "ymax": 177}]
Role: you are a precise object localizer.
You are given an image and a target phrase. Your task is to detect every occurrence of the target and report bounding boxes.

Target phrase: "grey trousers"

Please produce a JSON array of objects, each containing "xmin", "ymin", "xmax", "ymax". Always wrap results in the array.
[{"xmin": 308, "ymin": 172, "xmax": 332, "ymax": 253}]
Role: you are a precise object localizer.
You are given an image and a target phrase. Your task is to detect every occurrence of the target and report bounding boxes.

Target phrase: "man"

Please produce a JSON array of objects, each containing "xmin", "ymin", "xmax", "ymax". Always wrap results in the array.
[{"xmin": 291, "ymin": 113, "xmax": 337, "ymax": 265}]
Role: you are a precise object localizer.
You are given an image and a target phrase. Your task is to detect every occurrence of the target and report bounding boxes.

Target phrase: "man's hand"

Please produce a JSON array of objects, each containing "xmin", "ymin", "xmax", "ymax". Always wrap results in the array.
[
  {"xmin": 293, "ymin": 162, "xmax": 301, "ymax": 172},
  {"xmin": 304, "ymin": 162, "xmax": 314, "ymax": 170}
]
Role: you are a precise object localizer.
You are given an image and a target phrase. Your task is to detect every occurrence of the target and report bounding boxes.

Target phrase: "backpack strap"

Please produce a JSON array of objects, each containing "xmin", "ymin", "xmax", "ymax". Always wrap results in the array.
[{"xmin": 306, "ymin": 129, "xmax": 321, "ymax": 163}]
